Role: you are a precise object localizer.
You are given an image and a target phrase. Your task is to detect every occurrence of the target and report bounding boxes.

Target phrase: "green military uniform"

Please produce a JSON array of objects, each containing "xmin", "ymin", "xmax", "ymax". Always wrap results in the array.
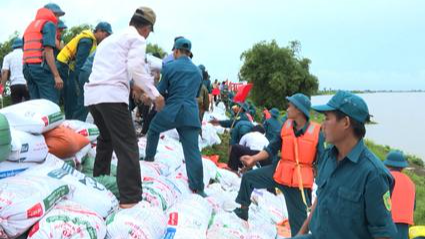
[
  {"xmin": 263, "ymin": 108, "xmax": 283, "ymax": 142},
  {"xmin": 74, "ymin": 51, "xmax": 95, "ymax": 121},
  {"xmin": 145, "ymin": 38, "xmax": 205, "ymax": 193},
  {"xmin": 295, "ymin": 91, "xmax": 397, "ymax": 239}
]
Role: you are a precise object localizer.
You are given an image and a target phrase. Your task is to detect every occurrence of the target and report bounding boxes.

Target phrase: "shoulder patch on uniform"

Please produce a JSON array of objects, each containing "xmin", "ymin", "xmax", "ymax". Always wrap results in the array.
[{"xmin": 383, "ymin": 190, "xmax": 392, "ymax": 211}]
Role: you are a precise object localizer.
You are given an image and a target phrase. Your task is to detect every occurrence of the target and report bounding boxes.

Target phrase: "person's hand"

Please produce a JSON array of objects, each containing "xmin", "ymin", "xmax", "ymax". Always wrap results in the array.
[
  {"xmin": 131, "ymin": 85, "xmax": 144, "ymax": 103},
  {"xmin": 209, "ymin": 118, "xmax": 220, "ymax": 125},
  {"xmin": 141, "ymin": 93, "xmax": 152, "ymax": 105},
  {"xmin": 240, "ymin": 155, "xmax": 256, "ymax": 172},
  {"xmin": 154, "ymin": 95, "xmax": 165, "ymax": 112},
  {"xmin": 54, "ymin": 75, "xmax": 63, "ymax": 90}
]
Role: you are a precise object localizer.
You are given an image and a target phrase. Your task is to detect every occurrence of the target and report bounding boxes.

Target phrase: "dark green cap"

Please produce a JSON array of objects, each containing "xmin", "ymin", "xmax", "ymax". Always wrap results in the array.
[
  {"xmin": 173, "ymin": 38, "xmax": 192, "ymax": 52},
  {"xmin": 312, "ymin": 91, "xmax": 370, "ymax": 123},
  {"xmin": 286, "ymin": 93, "xmax": 311, "ymax": 118},
  {"xmin": 384, "ymin": 150, "xmax": 408, "ymax": 168}
]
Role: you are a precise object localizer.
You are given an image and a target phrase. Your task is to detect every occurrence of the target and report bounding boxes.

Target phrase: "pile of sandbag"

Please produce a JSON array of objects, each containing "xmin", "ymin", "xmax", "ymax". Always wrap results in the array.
[
  {"xmin": 105, "ymin": 201, "xmax": 167, "ymax": 239},
  {"xmin": 27, "ymin": 200, "xmax": 106, "ymax": 239},
  {"xmin": 0, "ymin": 175, "xmax": 71, "ymax": 238},
  {"xmin": 22, "ymin": 154, "xmax": 119, "ymax": 218},
  {"xmin": 164, "ymin": 195, "xmax": 213, "ymax": 239}
]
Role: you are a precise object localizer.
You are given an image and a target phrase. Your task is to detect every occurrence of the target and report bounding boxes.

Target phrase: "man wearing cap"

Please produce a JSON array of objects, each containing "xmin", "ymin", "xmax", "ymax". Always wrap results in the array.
[
  {"xmin": 162, "ymin": 36, "xmax": 183, "ymax": 65},
  {"xmin": 57, "ymin": 22, "xmax": 112, "ymax": 119},
  {"xmin": 22, "ymin": 3, "xmax": 65, "ymax": 104},
  {"xmin": 85, "ymin": 7, "xmax": 164, "ymax": 209},
  {"xmin": 233, "ymin": 93, "xmax": 324, "ymax": 236},
  {"xmin": 144, "ymin": 37, "xmax": 207, "ymax": 197},
  {"xmin": 55, "ymin": 20, "xmax": 67, "ymax": 56},
  {"xmin": 209, "ymin": 101, "xmax": 250, "ymax": 128},
  {"xmin": 294, "ymin": 91, "xmax": 396, "ymax": 239},
  {"xmin": 263, "ymin": 108, "xmax": 283, "ymax": 142},
  {"xmin": 1, "ymin": 38, "xmax": 30, "ymax": 104},
  {"xmin": 384, "ymin": 150, "xmax": 415, "ymax": 239}
]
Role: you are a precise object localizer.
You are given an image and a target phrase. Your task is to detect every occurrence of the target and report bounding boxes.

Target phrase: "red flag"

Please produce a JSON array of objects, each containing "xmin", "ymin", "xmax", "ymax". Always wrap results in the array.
[{"xmin": 233, "ymin": 83, "xmax": 253, "ymax": 103}]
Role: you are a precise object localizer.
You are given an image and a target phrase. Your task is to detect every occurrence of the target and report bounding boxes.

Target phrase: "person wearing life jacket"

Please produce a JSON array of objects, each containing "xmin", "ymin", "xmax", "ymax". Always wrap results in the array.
[
  {"xmin": 384, "ymin": 150, "xmax": 416, "ymax": 239},
  {"xmin": 233, "ymin": 93, "xmax": 325, "ymax": 236},
  {"xmin": 295, "ymin": 91, "xmax": 397, "ymax": 239},
  {"xmin": 22, "ymin": 3, "xmax": 65, "ymax": 104},
  {"xmin": 263, "ymin": 107, "xmax": 283, "ymax": 142},
  {"xmin": 57, "ymin": 22, "xmax": 112, "ymax": 119}
]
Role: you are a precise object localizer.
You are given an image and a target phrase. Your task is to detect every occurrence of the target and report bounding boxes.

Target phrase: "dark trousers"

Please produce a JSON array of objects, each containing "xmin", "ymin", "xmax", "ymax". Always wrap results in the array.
[
  {"xmin": 228, "ymin": 144, "xmax": 272, "ymax": 171},
  {"xmin": 395, "ymin": 223, "xmax": 409, "ymax": 239},
  {"xmin": 140, "ymin": 104, "xmax": 156, "ymax": 135},
  {"xmin": 236, "ymin": 162, "xmax": 311, "ymax": 236},
  {"xmin": 89, "ymin": 103, "xmax": 142, "ymax": 204},
  {"xmin": 23, "ymin": 64, "xmax": 59, "ymax": 104},
  {"xmin": 10, "ymin": 84, "xmax": 30, "ymax": 104},
  {"xmin": 146, "ymin": 123, "xmax": 204, "ymax": 191}
]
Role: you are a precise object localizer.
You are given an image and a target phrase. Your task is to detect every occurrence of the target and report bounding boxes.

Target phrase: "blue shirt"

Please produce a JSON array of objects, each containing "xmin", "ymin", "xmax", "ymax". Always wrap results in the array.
[
  {"xmin": 79, "ymin": 51, "xmax": 95, "ymax": 83},
  {"xmin": 230, "ymin": 121, "xmax": 254, "ymax": 145},
  {"xmin": 263, "ymin": 116, "xmax": 283, "ymax": 142},
  {"xmin": 309, "ymin": 139, "xmax": 397, "ymax": 239},
  {"xmin": 154, "ymin": 56, "xmax": 202, "ymax": 128},
  {"xmin": 218, "ymin": 112, "xmax": 250, "ymax": 128},
  {"xmin": 74, "ymin": 38, "xmax": 94, "ymax": 78},
  {"xmin": 42, "ymin": 22, "xmax": 56, "ymax": 48}
]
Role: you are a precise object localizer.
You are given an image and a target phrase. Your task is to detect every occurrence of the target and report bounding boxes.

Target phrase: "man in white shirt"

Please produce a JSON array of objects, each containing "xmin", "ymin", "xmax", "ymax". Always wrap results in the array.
[
  {"xmin": 228, "ymin": 125, "xmax": 271, "ymax": 172},
  {"xmin": 1, "ymin": 38, "xmax": 30, "ymax": 104},
  {"xmin": 84, "ymin": 6, "xmax": 164, "ymax": 209}
]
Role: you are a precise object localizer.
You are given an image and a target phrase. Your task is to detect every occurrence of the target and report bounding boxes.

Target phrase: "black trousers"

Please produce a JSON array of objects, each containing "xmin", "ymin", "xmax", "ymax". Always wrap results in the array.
[
  {"xmin": 89, "ymin": 103, "xmax": 142, "ymax": 204},
  {"xmin": 139, "ymin": 104, "xmax": 156, "ymax": 135},
  {"xmin": 10, "ymin": 84, "xmax": 30, "ymax": 104},
  {"xmin": 228, "ymin": 144, "xmax": 271, "ymax": 171}
]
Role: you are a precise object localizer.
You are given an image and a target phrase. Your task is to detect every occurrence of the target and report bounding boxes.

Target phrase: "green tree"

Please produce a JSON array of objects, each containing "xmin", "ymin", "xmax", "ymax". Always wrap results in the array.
[
  {"xmin": 239, "ymin": 40, "xmax": 319, "ymax": 109},
  {"xmin": 0, "ymin": 32, "xmax": 19, "ymax": 67},
  {"xmin": 146, "ymin": 43, "xmax": 167, "ymax": 59},
  {"xmin": 61, "ymin": 24, "xmax": 93, "ymax": 44}
]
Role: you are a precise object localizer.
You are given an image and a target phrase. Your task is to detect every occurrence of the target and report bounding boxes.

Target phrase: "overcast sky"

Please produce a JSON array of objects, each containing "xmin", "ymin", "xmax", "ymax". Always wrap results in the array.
[{"xmin": 1, "ymin": 0, "xmax": 424, "ymax": 91}]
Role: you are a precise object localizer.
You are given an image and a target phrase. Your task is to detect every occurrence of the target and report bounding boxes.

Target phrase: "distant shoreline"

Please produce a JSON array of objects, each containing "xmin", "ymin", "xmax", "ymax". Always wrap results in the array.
[{"xmin": 315, "ymin": 90, "xmax": 425, "ymax": 95}]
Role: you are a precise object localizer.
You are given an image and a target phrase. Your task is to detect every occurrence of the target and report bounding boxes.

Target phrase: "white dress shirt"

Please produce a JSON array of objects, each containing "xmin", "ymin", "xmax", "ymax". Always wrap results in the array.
[
  {"xmin": 239, "ymin": 132, "xmax": 269, "ymax": 151},
  {"xmin": 2, "ymin": 49, "xmax": 26, "ymax": 86},
  {"xmin": 84, "ymin": 26, "xmax": 159, "ymax": 106}
]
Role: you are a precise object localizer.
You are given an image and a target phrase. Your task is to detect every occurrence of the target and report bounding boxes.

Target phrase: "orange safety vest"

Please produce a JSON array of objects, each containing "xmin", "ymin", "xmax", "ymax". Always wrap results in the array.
[
  {"xmin": 23, "ymin": 8, "xmax": 58, "ymax": 64},
  {"xmin": 391, "ymin": 171, "xmax": 415, "ymax": 225},
  {"xmin": 273, "ymin": 119, "xmax": 320, "ymax": 188}
]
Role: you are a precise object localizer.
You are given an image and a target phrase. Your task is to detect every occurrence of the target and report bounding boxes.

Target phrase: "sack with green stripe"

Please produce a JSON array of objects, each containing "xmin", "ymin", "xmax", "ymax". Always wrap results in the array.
[
  {"xmin": 61, "ymin": 120, "xmax": 99, "ymax": 142},
  {"xmin": 27, "ymin": 201, "xmax": 106, "ymax": 239},
  {"xmin": 0, "ymin": 175, "xmax": 70, "ymax": 238},
  {"xmin": 0, "ymin": 113, "xmax": 11, "ymax": 162},
  {"xmin": 0, "ymin": 99, "xmax": 64, "ymax": 134}
]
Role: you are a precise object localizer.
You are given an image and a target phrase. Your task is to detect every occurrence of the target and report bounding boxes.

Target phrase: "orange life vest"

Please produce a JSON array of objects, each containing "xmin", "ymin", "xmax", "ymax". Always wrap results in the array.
[
  {"xmin": 263, "ymin": 109, "xmax": 271, "ymax": 120},
  {"xmin": 273, "ymin": 119, "xmax": 320, "ymax": 188},
  {"xmin": 391, "ymin": 171, "xmax": 415, "ymax": 225},
  {"xmin": 23, "ymin": 8, "xmax": 58, "ymax": 64}
]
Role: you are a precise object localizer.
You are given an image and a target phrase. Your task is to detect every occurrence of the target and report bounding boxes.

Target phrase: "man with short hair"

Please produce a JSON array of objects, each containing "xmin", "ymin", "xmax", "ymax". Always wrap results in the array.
[
  {"xmin": 234, "ymin": 93, "xmax": 324, "ymax": 236},
  {"xmin": 84, "ymin": 7, "xmax": 164, "ymax": 209},
  {"xmin": 144, "ymin": 37, "xmax": 206, "ymax": 197},
  {"xmin": 1, "ymin": 38, "xmax": 30, "ymax": 104},
  {"xmin": 294, "ymin": 91, "xmax": 397, "ymax": 239},
  {"xmin": 57, "ymin": 22, "xmax": 112, "ymax": 119},
  {"xmin": 22, "ymin": 3, "xmax": 65, "ymax": 104}
]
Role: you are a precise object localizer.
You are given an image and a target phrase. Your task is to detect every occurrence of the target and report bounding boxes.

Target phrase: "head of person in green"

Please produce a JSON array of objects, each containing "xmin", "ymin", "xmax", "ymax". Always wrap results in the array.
[
  {"xmin": 269, "ymin": 108, "xmax": 280, "ymax": 118},
  {"xmin": 130, "ymin": 6, "xmax": 156, "ymax": 39},
  {"xmin": 286, "ymin": 93, "xmax": 311, "ymax": 121},
  {"xmin": 384, "ymin": 150, "xmax": 408, "ymax": 171},
  {"xmin": 173, "ymin": 37, "xmax": 192, "ymax": 59},
  {"xmin": 44, "ymin": 3, "xmax": 65, "ymax": 18},
  {"xmin": 93, "ymin": 22, "xmax": 113, "ymax": 44},
  {"xmin": 312, "ymin": 90, "xmax": 370, "ymax": 146},
  {"xmin": 231, "ymin": 102, "xmax": 249, "ymax": 115}
]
